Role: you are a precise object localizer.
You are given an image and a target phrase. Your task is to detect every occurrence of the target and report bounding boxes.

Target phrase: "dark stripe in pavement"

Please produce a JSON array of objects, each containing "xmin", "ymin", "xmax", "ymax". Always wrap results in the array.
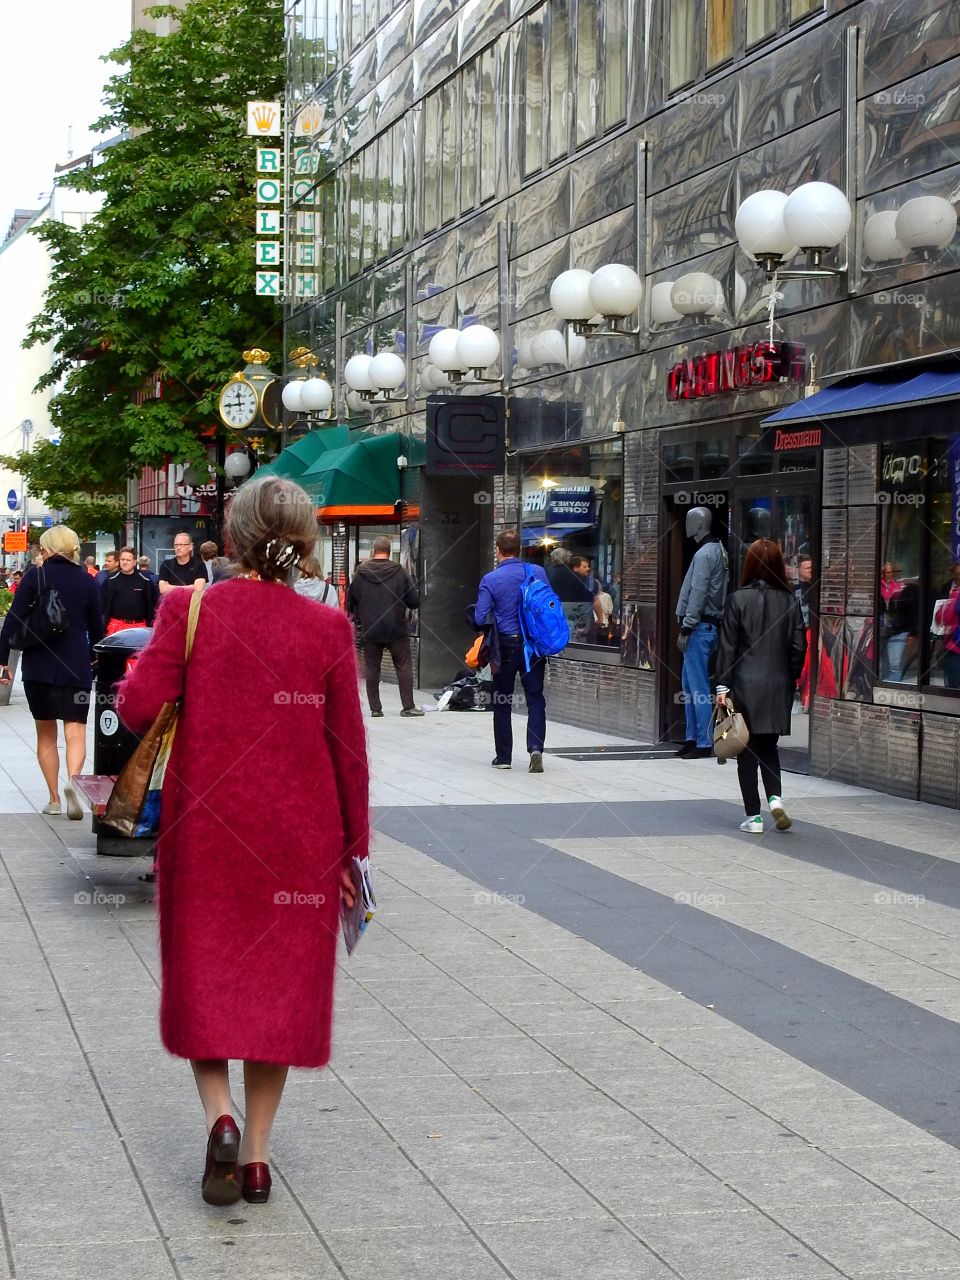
[{"xmin": 373, "ymin": 800, "xmax": 960, "ymax": 1148}]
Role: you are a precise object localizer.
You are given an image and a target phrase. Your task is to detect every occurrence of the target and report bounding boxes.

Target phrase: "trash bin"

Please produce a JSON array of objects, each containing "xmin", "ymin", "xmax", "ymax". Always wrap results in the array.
[{"xmin": 88, "ymin": 628, "xmax": 155, "ymax": 857}]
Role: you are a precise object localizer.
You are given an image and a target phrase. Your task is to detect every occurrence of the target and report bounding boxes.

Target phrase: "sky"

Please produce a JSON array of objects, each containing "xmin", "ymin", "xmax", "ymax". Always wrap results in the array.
[{"xmin": 1, "ymin": 0, "xmax": 131, "ymax": 236}]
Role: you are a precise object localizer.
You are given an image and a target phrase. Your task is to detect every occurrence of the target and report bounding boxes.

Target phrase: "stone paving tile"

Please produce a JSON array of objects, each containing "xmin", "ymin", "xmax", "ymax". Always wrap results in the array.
[
  {"xmin": 471, "ymin": 1217, "xmax": 686, "ymax": 1279},
  {"xmin": 835, "ymin": 1142, "xmax": 960, "ymax": 1202},
  {"xmin": 383, "ymin": 1114, "xmax": 545, "ymax": 1173},
  {"xmin": 1, "ymin": 1170, "xmax": 158, "ymax": 1249},
  {"xmin": 11, "ymin": 1240, "xmax": 173, "ymax": 1280},
  {"xmin": 697, "ymin": 1144, "xmax": 894, "ymax": 1209},
  {"xmin": 170, "ymin": 1233, "xmax": 341, "ymax": 1280},
  {"xmin": 324, "ymin": 1224, "xmax": 512, "ymax": 1280},
  {"xmin": 569, "ymin": 1152, "xmax": 748, "ymax": 1218},
  {"xmin": 627, "ymin": 1208, "xmax": 846, "ymax": 1279},
  {"xmin": 432, "ymin": 1157, "xmax": 610, "ymax": 1225},
  {"xmin": 294, "ymin": 1167, "xmax": 462, "ymax": 1233},
  {"xmin": 767, "ymin": 1201, "xmax": 960, "ymax": 1277}
]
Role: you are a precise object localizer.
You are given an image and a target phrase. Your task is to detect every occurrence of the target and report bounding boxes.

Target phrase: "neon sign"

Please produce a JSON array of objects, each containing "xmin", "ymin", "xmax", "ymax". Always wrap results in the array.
[{"xmin": 666, "ymin": 342, "xmax": 806, "ymax": 401}]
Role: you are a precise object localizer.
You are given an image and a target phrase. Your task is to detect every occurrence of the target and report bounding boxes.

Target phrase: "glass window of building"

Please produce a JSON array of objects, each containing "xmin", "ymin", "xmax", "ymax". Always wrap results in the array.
[
  {"xmin": 576, "ymin": 0, "xmax": 598, "ymax": 146},
  {"xmin": 479, "ymin": 46, "xmax": 497, "ymax": 202},
  {"xmin": 878, "ymin": 441, "xmax": 924, "ymax": 686},
  {"xmin": 746, "ymin": 0, "xmax": 779, "ymax": 44},
  {"xmin": 422, "ymin": 91, "xmax": 441, "ymax": 234},
  {"xmin": 524, "ymin": 9, "xmax": 545, "ymax": 176},
  {"xmin": 350, "ymin": 0, "xmax": 363, "ymax": 50},
  {"xmin": 391, "ymin": 120, "xmax": 406, "ymax": 252},
  {"xmin": 668, "ymin": 0, "xmax": 697, "ymax": 90},
  {"xmin": 707, "ymin": 0, "xmax": 735, "ymax": 67},
  {"xmin": 548, "ymin": 0, "xmax": 571, "ymax": 163},
  {"xmin": 376, "ymin": 130, "xmax": 391, "ymax": 261},
  {"xmin": 361, "ymin": 144, "xmax": 376, "ymax": 270},
  {"xmin": 461, "ymin": 63, "xmax": 479, "ymax": 214},
  {"xmin": 791, "ymin": 0, "xmax": 822, "ymax": 19},
  {"xmin": 520, "ymin": 440, "xmax": 623, "ymax": 650},
  {"xmin": 927, "ymin": 436, "xmax": 960, "ymax": 691},
  {"xmin": 602, "ymin": 0, "xmax": 627, "ymax": 128},
  {"xmin": 348, "ymin": 153, "xmax": 362, "ymax": 277},
  {"xmin": 441, "ymin": 78, "xmax": 459, "ymax": 224}
]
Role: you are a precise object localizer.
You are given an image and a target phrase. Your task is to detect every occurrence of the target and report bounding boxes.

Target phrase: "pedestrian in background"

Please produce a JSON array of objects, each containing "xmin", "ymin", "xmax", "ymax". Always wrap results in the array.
[
  {"xmin": 0, "ymin": 526, "xmax": 103, "ymax": 819},
  {"xmin": 347, "ymin": 536, "xmax": 423, "ymax": 717},
  {"xmin": 95, "ymin": 551, "xmax": 120, "ymax": 591},
  {"xmin": 675, "ymin": 507, "xmax": 728, "ymax": 760},
  {"xmin": 84, "ymin": 555, "xmax": 98, "ymax": 577},
  {"xmin": 199, "ymin": 540, "xmax": 231, "ymax": 583},
  {"xmin": 115, "ymin": 476, "xmax": 368, "ymax": 1207},
  {"xmin": 295, "ymin": 555, "xmax": 339, "ymax": 607},
  {"xmin": 474, "ymin": 529, "xmax": 549, "ymax": 772},
  {"xmin": 715, "ymin": 539, "xmax": 807, "ymax": 834},
  {"xmin": 102, "ymin": 547, "xmax": 159, "ymax": 634},
  {"xmin": 158, "ymin": 533, "xmax": 205, "ymax": 595},
  {"xmin": 138, "ymin": 555, "xmax": 160, "ymax": 588}
]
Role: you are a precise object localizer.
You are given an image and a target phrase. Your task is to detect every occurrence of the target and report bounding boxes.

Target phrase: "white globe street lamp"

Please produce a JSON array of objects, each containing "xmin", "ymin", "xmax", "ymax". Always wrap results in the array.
[
  {"xmin": 895, "ymin": 196, "xmax": 958, "ymax": 251},
  {"xmin": 456, "ymin": 324, "xmax": 500, "ymax": 375}
]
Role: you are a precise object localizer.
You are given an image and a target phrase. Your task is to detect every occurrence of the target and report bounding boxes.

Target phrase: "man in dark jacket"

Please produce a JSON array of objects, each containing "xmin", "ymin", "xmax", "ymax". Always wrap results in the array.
[{"xmin": 346, "ymin": 537, "xmax": 424, "ymax": 717}]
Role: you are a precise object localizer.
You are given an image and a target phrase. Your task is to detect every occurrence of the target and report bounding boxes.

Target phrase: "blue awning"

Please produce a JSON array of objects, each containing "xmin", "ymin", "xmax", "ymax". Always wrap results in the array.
[{"xmin": 763, "ymin": 370, "xmax": 960, "ymax": 424}]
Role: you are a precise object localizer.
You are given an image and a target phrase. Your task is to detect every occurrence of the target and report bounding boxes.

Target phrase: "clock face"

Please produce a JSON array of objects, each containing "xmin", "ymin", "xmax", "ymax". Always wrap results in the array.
[
  {"xmin": 219, "ymin": 379, "xmax": 258, "ymax": 428},
  {"xmin": 260, "ymin": 379, "xmax": 283, "ymax": 430}
]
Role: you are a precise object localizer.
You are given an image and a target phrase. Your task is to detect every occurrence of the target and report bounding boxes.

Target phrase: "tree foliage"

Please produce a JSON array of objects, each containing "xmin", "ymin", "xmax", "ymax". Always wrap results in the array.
[{"xmin": 10, "ymin": 0, "xmax": 284, "ymax": 535}]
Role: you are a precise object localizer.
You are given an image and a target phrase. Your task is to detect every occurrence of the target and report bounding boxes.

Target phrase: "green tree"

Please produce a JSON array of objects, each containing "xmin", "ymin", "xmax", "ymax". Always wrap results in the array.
[{"xmin": 4, "ymin": 0, "xmax": 284, "ymax": 537}]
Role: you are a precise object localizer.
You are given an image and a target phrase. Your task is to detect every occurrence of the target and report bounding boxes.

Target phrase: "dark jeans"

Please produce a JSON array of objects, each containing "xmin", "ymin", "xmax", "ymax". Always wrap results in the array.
[
  {"xmin": 492, "ymin": 637, "xmax": 546, "ymax": 761},
  {"xmin": 362, "ymin": 638, "xmax": 415, "ymax": 712},
  {"xmin": 944, "ymin": 649, "xmax": 960, "ymax": 690},
  {"xmin": 736, "ymin": 732, "xmax": 782, "ymax": 816}
]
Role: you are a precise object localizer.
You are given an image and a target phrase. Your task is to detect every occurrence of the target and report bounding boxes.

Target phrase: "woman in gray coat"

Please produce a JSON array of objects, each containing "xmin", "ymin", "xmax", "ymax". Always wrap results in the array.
[{"xmin": 715, "ymin": 539, "xmax": 807, "ymax": 834}]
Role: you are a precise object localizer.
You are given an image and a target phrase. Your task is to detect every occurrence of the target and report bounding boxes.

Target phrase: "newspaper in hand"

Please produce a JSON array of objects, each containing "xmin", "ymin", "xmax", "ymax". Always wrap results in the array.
[{"xmin": 340, "ymin": 855, "xmax": 376, "ymax": 955}]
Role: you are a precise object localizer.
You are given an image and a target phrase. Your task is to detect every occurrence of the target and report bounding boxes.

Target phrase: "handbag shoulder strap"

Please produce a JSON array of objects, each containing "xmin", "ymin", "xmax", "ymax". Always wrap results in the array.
[{"xmin": 184, "ymin": 588, "xmax": 204, "ymax": 662}]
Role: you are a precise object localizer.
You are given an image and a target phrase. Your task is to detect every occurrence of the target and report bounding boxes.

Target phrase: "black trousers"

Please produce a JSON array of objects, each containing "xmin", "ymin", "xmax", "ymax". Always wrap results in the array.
[
  {"xmin": 362, "ymin": 639, "xmax": 415, "ymax": 712},
  {"xmin": 736, "ymin": 732, "xmax": 781, "ymax": 816}
]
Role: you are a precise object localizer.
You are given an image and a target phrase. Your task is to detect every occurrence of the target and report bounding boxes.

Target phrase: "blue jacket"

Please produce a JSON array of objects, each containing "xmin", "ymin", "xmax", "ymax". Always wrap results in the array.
[
  {"xmin": 474, "ymin": 558, "xmax": 549, "ymax": 635},
  {"xmin": 0, "ymin": 555, "xmax": 104, "ymax": 687}
]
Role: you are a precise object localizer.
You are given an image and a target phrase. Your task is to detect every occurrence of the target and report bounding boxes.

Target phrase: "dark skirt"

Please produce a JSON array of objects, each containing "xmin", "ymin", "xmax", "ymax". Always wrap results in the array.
[{"xmin": 23, "ymin": 681, "xmax": 90, "ymax": 724}]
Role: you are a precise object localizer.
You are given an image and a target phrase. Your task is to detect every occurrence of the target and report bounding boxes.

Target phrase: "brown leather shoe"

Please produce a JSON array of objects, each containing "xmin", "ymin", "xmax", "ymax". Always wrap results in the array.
[
  {"xmin": 201, "ymin": 1115, "xmax": 241, "ymax": 1205},
  {"xmin": 241, "ymin": 1161, "xmax": 272, "ymax": 1203}
]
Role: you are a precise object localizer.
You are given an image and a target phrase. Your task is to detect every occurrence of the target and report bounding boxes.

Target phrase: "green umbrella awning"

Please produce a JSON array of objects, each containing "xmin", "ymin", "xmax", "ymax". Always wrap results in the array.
[
  {"xmin": 252, "ymin": 425, "xmax": 353, "ymax": 482},
  {"xmin": 299, "ymin": 432, "xmax": 413, "ymax": 521}
]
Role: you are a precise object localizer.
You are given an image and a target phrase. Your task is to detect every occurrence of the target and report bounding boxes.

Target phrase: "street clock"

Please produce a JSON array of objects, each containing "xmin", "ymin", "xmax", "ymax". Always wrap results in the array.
[{"xmin": 217, "ymin": 348, "xmax": 281, "ymax": 432}]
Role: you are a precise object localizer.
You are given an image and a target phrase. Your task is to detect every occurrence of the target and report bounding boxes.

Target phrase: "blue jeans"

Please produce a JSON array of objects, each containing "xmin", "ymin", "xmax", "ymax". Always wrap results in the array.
[
  {"xmin": 682, "ymin": 622, "xmax": 717, "ymax": 747},
  {"xmin": 885, "ymin": 631, "xmax": 907, "ymax": 682},
  {"xmin": 492, "ymin": 637, "xmax": 546, "ymax": 761}
]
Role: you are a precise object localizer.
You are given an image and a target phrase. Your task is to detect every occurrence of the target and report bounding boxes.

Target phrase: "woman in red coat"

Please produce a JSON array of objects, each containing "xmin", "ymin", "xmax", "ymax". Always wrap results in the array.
[{"xmin": 117, "ymin": 476, "xmax": 369, "ymax": 1207}]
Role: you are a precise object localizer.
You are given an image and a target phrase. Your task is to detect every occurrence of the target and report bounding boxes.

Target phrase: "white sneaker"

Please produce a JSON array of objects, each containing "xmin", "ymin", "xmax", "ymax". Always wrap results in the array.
[
  {"xmin": 64, "ymin": 786, "xmax": 82, "ymax": 821},
  {"xmin": 739, "ymin": 815, "xmax": 763, "ymax": 834},
  {"xmin": 768, "ymin": 796, "xmax": 792, "ymax": 831}
]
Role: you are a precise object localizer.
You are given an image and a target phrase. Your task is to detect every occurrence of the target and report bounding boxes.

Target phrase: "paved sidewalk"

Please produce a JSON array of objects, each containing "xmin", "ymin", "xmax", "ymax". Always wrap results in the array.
[{"xmin": 3, "ymin": 675, "xmax": 960, "ymax": 1278}]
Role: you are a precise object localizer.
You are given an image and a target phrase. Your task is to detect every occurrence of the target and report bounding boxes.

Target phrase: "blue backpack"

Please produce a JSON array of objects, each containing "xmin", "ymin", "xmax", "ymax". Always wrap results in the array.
[{"xmin": 519, "ymin": 564, "xmax": 570, "ymax": 668}]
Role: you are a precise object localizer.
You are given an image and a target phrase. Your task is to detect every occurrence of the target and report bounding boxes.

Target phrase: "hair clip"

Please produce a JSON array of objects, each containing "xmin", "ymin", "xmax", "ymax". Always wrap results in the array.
[{"xmin": 265, "ymin": 538, "xmax": 301, "ymax": 570}]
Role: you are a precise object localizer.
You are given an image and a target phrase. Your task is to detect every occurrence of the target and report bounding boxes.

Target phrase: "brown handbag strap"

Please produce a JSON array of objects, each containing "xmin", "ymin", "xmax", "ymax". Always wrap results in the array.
[{"xmin": 184, "ymin": 588, "xmax": 203, "ymax": 662}]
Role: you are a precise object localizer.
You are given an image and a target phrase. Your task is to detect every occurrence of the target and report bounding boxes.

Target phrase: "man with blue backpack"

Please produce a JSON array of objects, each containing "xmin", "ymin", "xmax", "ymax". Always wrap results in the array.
[{"xmin": 474, "ymin": 530, "xmax": 570, "ymax": 772}]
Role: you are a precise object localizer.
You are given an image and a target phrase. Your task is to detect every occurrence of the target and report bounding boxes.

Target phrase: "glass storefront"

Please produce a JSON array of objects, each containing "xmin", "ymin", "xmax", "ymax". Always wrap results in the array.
[
  {"xmin": 519, "ymin": 439, "xmax": 623, "ymax": 650},
  {"xmin": 874, "ymin": 436, "xmax": 960, "ymax": 693}
]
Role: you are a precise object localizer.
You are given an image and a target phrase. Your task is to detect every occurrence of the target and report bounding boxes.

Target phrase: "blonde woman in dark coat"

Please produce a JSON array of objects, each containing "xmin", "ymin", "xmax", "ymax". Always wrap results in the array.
[{"xmin": 715, "ymin": 539, "xmax": 807, "ymax": 834}]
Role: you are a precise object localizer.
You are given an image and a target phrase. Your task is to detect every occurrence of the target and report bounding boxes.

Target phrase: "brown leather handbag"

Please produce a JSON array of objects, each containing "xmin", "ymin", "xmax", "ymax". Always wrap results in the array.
[
  {"xmin": 712, "ymin": 697, "xmax": 750, "ymax": 761},
  {"xmin": 102, "ymin": 590, "xmax": 203, "ymax": 838}
]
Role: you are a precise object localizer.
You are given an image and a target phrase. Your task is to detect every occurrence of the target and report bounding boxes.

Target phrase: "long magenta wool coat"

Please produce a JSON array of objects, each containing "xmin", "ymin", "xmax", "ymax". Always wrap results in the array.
[{"xmin": 116, "ymin": 579, "xmax": 369, "ymax": 1068}]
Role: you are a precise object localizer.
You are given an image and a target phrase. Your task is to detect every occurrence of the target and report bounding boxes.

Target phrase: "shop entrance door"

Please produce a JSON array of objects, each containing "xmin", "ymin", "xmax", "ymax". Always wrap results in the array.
[
  {"xmin": 660, "ymin": 491, "xmax": 730, "ymax": 744},
  {"xmin": 733, "ymin": 480, "xmax": 819, "ymax": 765}
]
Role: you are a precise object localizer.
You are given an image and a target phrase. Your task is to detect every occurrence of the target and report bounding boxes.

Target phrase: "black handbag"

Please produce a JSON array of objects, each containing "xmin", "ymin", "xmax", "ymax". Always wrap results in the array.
[{"xmin": 10, "ymin": 567, "xmax": 70, "ymax": 651}]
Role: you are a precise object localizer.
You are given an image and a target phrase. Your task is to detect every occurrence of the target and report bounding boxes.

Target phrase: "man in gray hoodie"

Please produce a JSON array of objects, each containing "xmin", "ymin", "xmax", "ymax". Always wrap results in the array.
[
  {"xmin": 675, "ymin": 507, "xmax": 728, "ymax": 758},
  {"xmin": 346, "ymin": 537, "xmax": 424, "ymax": 717}
]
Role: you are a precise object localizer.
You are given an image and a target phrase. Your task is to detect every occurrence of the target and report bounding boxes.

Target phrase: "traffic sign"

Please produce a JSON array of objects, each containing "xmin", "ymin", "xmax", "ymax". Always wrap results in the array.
[
  {"xmin": 6, "ymin": 490, "xmax": 18, "ymax": 511},
  {"xmin": 3, "ymin": 531, "xmax": 27, "ymax": 552}
]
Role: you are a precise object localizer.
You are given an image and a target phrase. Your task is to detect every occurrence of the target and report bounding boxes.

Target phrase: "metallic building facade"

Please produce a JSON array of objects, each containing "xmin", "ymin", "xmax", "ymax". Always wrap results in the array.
[{"xmin": 283, "ymin": 0, "xmax": 960, "ymax": 805}]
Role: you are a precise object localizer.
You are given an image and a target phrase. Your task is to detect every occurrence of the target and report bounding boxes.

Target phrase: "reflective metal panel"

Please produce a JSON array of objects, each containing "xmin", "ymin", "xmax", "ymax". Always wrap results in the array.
[
  {"xmin": 413, "ymin": 14, "xmax": 459, "ymax": 99},
  {"xmin": 377, "ymin": 3, "xmax": 412, "ymax": 79},
  {"xmin": 571, "ymin": 208, "xmax": 635, "ymax": 273},
  {"xmin": 570, "ymin": 132, "xmax": 636, "ymax": 231},
  {"xmin": 858, "ymin": 0, "xmax": 960, "ymax": 98},
  {"xmin": 861, "ymin": 55, "xmax": 960, "ymax": 194},
  {"xmin": 459, "ymin": 0, "xmax": 510, "ymax": 64},
  {"xmin": 511, "ymin": 238, "xmax": 570, "ymax": 320},
  {"xmin": 512, "ymin": 166, "xmax": 570, "ymax": 256}
]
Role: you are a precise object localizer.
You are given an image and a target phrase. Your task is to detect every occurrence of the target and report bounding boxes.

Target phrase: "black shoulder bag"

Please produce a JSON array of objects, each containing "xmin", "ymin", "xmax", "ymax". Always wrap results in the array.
[{"xmin": 10, "ymin": 565, "xmax": 70, "ymax": 652}]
